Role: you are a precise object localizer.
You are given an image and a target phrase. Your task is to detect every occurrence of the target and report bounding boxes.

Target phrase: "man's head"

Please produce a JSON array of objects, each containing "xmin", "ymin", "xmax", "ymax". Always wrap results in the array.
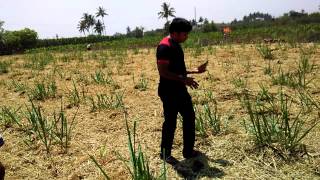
[{"xmin": 169, "ymin": 18, "xmax": 192, "ymax": 43}]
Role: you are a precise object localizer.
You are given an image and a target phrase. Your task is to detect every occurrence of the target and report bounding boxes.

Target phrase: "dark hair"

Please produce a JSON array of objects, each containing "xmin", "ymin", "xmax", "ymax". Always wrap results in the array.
[{"xmin": 169, "ymin": 18, "xmax": 192, "ymax": 33}]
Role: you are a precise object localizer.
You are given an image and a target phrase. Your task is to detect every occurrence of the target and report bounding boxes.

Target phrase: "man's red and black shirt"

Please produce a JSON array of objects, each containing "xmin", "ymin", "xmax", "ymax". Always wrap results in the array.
[{"xmin": 156, "ymin": 36, "xmax": 187, "ymax": 95}]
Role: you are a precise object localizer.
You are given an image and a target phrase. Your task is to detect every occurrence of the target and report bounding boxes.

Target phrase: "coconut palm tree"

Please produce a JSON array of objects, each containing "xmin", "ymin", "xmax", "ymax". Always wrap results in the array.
[
  {"xmin": 94, "ymin": 20, "xmax": 104, "ymax": 35},
  {"xmin": 78, "ymin": 20, "xmax": 87, "ymax": 36},
  {"xmin": 0, "ymin": 20, "xmax": 4, "ymax": 31},
  {"xmin": 86, "ymin": 14, "xmax": 96, "ymax": 34},
  {"xmin": 158, "ymin": 2, "xmax": 175, "ymax": 23},
  {"xmin": 96, "ymin": 6, "xmax": 108, "ymax": 35},
  {"xmin": 158, "ymin": 2, "xmax": 175, "ymax": 34},
  {"xmin": 80, "ymin": 13, "xmax": 96, "ymax": 35},
  {"xmin": 80, "ymin": 13, "xmax": 90, "ymax": 34}
]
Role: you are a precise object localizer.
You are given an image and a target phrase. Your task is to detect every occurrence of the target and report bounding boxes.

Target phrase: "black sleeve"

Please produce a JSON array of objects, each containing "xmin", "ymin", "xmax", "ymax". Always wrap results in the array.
[{"xmin": 156, "ymin": 45, "xmax": 171, "ymax": 61}]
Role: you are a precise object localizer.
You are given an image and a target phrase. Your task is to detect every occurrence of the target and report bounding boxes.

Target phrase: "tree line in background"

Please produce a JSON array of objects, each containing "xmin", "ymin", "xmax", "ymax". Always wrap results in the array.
[
  {"xmin": 230, "ymin": 10, "xmax": 320, "ymax": 29},
  {"xmin": 0, "ymin": 3, "xmax": 320, "ymax": 55}
]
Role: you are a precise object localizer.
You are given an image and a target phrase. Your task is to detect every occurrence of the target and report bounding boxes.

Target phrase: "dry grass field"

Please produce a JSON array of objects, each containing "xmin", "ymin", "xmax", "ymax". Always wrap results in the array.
[{"xmin": 0, "ymin": 43, "xmax": 319, "ymax": 179}]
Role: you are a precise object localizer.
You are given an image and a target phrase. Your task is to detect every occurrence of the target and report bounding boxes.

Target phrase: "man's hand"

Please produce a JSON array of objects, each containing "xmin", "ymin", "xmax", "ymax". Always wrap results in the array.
[
  {"xmin": 183, "ymin": 77, "xmax": 199, "ymax": 89},
  {"xmin": 197, "ymin": 61, "xmax": 208, "ymax": 73}
]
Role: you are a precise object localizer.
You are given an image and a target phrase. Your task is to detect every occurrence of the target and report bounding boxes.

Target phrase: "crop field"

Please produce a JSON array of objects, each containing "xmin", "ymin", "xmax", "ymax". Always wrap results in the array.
[{"xmin": 0, "ymin": 42, "xmax": 320, "ymax": 179}]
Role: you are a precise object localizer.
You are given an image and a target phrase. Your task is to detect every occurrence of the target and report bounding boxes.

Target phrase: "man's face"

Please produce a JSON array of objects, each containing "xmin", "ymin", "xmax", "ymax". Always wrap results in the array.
[{"xmin": 172, "ymin": 32, "xmax": 189, "ymax": 43}]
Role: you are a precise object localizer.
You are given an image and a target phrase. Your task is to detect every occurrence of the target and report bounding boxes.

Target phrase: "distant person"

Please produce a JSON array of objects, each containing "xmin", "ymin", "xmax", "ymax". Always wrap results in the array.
[
  {"xmin": 0, "ymin": 134, "xmax": 5, "ymax": 180},
  {"xmin": 86, "ymin": 44, "xmax": 91, "ymax": 50},
  {"xmin": 156, "ymin": 18, "xmax": 208, "ymax": 164},
  {"xmin": 223, "ymin": 26, "xmax": 231, "ymax": 40}
]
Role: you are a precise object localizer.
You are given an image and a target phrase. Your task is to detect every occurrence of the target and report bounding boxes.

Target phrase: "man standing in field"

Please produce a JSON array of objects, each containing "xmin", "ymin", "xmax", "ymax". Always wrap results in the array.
[{"xmin": 156, "ymin": 18, "xmax": 207, "ymax": 164}]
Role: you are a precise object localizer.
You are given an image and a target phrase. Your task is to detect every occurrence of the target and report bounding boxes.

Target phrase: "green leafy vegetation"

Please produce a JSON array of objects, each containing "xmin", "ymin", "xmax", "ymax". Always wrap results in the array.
[
  {"xmin": 239, "ymin": 87, "xmax": 319, "ymax": 159},
  {"xmin": 0, "ymin": 61, "xmax": 10, "ymax": 74}
]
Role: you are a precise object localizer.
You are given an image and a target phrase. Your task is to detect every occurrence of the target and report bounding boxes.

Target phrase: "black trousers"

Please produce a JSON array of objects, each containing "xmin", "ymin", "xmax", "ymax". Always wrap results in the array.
[{"xmin": 159, "ymin": 90, "xmax": 195, "ymax": 158}]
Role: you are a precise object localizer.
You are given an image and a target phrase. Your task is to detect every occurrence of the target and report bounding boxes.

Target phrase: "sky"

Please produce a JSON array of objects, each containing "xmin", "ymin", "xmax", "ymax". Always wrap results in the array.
[{"xmin": 1, "ymin": 0, "xmax": 319, "ymax": 39}]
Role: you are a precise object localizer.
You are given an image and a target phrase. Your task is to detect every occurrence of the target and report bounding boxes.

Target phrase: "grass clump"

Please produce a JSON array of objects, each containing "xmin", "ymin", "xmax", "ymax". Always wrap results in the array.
[
  {"xmin": 91, "ymin": 70, "xmax": 109, "ymax": 84},
  {"xmin": 0, "ymin": 106, "xmax": 22, "ymax": 128},
  {"xmin": 52, "ymin": 101, "xmax": 77, "ymax": 153},
  {"xmin": 10, "ymin": 80, "xmax": 28, "ymax": 94},
  {"xmin": 25, "ymin": 99, "xmax": 76, "ymax": 154},
  {"xmin": 24, "ymin": 52, "xmax": 55, "ymax": 70},
  {"xmin": 271, "ymin": 54, "xmax": 315, "ymax": 89},
  {"xmin": 194, "ymin": 100, "xmax": 230, "ymax": 137},
  {"xmin": 134, "ymin": 74, "xmax": 148, "ymax": 91},
  {"xmin": 239, "ymin": 86, "xmax": 319, "ymax": 158},
  {"xmin": 91, "ymin": 70, "xmax": 120, "ymax": 89},
  {"xmin": 25, "ymin": 100, "xmax": 55, "ymax": 153},
  {"xmin": 89, "ymin": 92, "xmax": 124, "ymax": 112},
  {"xmin": 67, "ymin": 80, "xmax": 86, "ymax": 108},
  {"xmin": 29, "ymin": 80, "xmax": 57, "ymax": 101},
  {"xmin": 0, "ymin": 61, "xmax": 10, "ymax": 74},
  {"xmin": 122, "ymin": 119, "xmax": 154, "ymax": 180},
  {"xmin": 256, "ymin": 44, "xmax": 274, "ymax": 60}
]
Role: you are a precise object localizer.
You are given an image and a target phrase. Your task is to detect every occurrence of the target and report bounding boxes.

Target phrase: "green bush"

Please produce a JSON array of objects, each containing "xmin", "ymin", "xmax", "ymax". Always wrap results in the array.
[{"xmin": 0, "ymin": 28, "xmax": 37, "ymax": 55}]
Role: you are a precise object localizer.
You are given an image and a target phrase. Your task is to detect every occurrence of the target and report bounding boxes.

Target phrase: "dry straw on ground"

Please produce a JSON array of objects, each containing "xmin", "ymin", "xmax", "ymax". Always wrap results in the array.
[{"xmin": 0, "ymin": 43, "xmax": 319, "ymax": 179}]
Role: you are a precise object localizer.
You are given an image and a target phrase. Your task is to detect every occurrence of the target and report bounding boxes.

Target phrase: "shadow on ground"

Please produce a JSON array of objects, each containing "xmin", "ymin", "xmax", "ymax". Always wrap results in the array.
[
  {"xmin": 0, "ymin": 161, "xmax": 5, "ymax": 180},
  {"xmin": 171, "ymin": 152, "xmax": 231, "ymax": 179}
]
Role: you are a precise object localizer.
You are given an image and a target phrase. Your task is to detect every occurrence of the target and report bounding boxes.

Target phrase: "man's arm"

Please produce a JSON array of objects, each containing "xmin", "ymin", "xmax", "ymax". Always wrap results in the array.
[
  {"xmin": 157, "ymin": 63, "xmax": 199, "ymax": 89},
  {"xmin": 186, "ymin": 60, "xmax": 208, "ymax": 74},
  {"xmin": 186, "ymin": 68, "xmax": 201, "ymax": 74}
]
